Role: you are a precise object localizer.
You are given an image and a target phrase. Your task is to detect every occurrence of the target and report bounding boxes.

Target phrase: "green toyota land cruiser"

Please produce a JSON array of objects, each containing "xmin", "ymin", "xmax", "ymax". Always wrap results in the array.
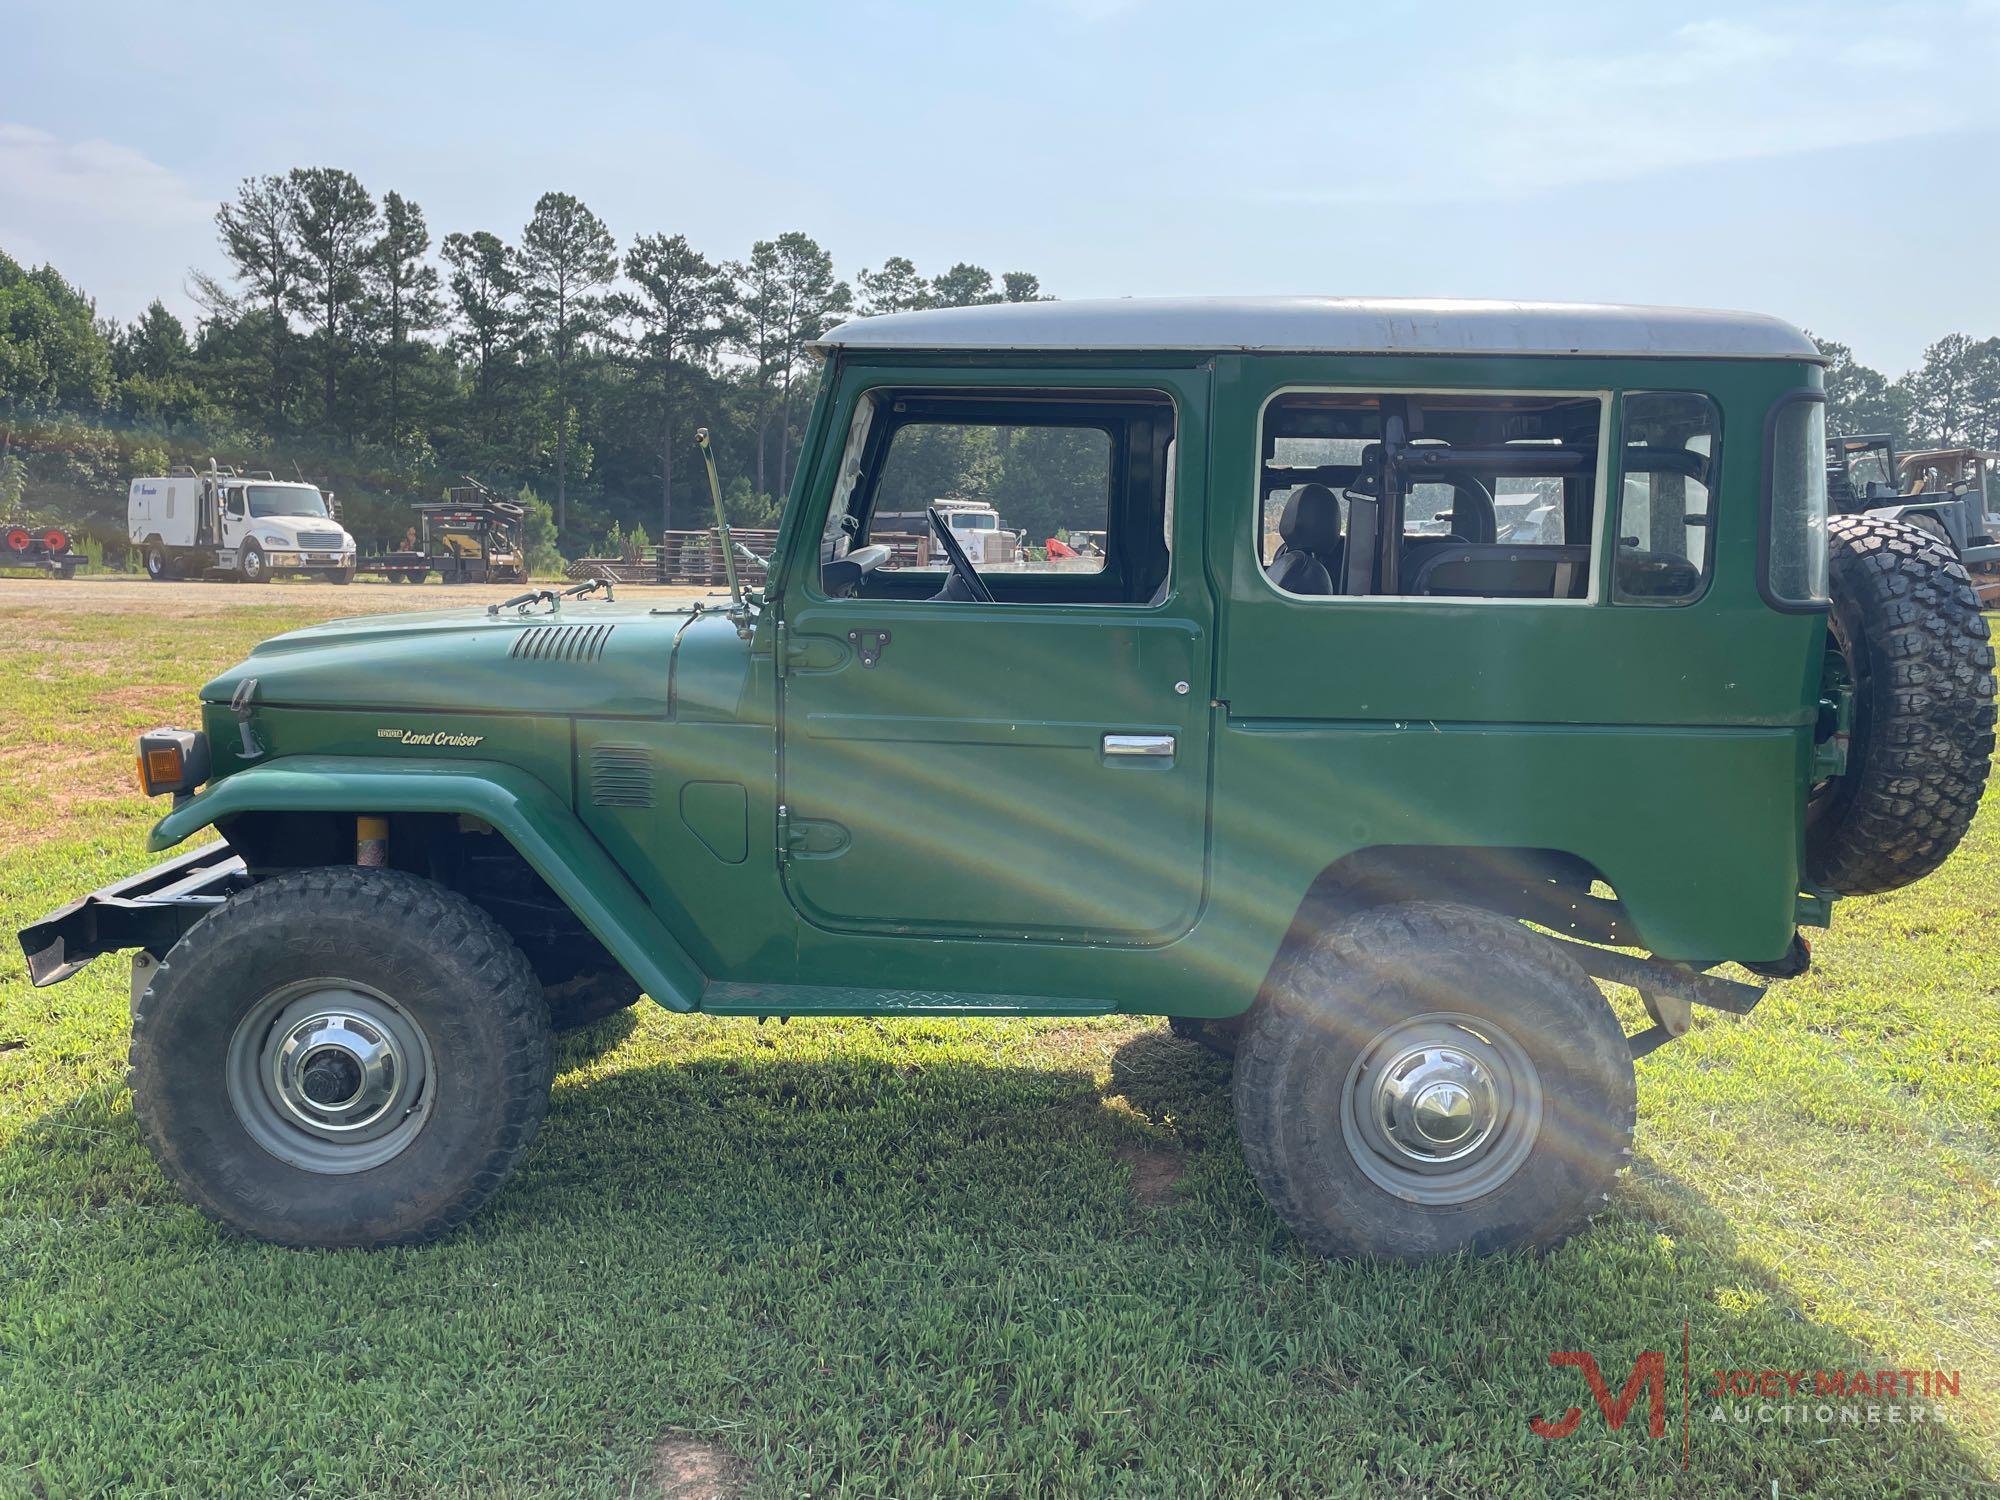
[{"xmin": 21, "ymin": 298, "xmax": 1996, "ymax": 1259}]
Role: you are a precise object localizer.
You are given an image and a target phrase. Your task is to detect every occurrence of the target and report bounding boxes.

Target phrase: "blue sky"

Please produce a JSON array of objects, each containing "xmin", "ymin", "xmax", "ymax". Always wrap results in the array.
[{"xmin": 6, "ymin": 0, "xmax": 1998, "ymax": 374}]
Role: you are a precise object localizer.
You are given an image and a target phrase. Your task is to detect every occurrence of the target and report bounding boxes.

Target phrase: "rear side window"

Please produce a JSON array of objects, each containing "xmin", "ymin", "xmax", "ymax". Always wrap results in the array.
[
  {"xmin": 1257, "ymin": 390, "xmax": 1604, "ymax": 601},
  {"xmin": 1765, "ymin": 395, "xmax": 1829, "ymax": 607},
  {"xmin": 1615, "ymin": 392, "xmax": 1718, "ymax": 603}
]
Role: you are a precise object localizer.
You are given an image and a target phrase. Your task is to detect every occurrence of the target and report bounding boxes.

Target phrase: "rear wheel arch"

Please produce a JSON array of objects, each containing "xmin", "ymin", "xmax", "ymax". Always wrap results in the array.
[
  {"xmin": 1276, "ymin": 844, "xmax": 1628, "ymax": 962},
  {"xmin": 1194, "ymin": 844, "xmax": 1630, "ymax": 1032}
]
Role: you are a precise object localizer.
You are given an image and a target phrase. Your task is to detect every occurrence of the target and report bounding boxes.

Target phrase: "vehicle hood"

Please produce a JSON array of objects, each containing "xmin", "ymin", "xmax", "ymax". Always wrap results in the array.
[{"xmin": 200, "ymin": 602, "xmax": 753, "ymax": 720}]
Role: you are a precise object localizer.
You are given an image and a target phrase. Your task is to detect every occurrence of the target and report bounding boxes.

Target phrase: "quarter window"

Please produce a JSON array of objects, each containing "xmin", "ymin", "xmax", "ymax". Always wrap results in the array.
[
  {"xmin": 1766, "ymin": 396, "xmax": 1829, "ymax": 607},
  {"xmin": 1615, "ymin": 392, "xmax": 1718, "ymax": 603}
]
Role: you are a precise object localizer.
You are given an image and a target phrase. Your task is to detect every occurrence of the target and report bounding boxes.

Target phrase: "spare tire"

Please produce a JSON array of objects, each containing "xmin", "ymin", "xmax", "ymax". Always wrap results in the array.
[{"xmin": 1806, "ymin": 515, "xmax": 1996, "ymax": 895}]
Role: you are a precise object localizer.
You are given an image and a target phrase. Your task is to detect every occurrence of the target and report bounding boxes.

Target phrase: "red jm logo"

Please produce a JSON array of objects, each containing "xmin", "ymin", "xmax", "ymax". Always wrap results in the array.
[{"xmin": 1531, "ymin": 1351, "xmax": 1669, "ymax": 1440}]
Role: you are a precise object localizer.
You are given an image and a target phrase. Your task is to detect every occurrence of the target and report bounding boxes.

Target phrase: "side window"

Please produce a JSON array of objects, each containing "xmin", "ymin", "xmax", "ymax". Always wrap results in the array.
[
  {"xmin": 819, "ymin": 390, "xmax": 1176, "ymax": 605},
  {"xmin": 870, "ymin": 422, "xmax": 1111, "ymax": 575},
  {"xmin": 1765, "ymin": 395, "xmax": 1829, "ymax": 608},
  {"xmin": 1258, "ymin": 391, "xmax": 1602, "ymax": 600},
  {"xmin": 1615, "ymin": 391, "xmax": 1718, "ymax": 603}
]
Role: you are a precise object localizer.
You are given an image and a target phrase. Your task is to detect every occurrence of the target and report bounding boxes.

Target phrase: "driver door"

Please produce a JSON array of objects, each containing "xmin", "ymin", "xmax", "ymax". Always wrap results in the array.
[{"xmin": 775, "ymin": 376, "xmax": 1212, "ymax": 944}]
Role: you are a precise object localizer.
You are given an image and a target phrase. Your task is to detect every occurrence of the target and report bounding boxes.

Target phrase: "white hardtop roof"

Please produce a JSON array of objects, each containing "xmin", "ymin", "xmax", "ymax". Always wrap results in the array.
[{"xmin": 813, "ymin": 296, "xmax": 1823, "ymax": 362}]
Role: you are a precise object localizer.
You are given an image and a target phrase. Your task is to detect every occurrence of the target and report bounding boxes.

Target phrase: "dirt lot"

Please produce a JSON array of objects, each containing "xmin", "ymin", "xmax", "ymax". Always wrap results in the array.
[{"xmin": 0, "ymin": 572, "xmax": 718, "ymax": 617}]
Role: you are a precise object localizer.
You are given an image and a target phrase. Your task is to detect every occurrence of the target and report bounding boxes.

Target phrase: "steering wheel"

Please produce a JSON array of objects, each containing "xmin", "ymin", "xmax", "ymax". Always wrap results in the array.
[{"xmin": 926, "ymin": 505, "xmax": 994, "ymax": 602}]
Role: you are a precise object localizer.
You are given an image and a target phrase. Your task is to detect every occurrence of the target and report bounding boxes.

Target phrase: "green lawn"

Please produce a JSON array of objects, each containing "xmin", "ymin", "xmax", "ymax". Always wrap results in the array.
[{"xmin": 2, "ymin": 592, "xmax": 1997, "ymax": 1498}]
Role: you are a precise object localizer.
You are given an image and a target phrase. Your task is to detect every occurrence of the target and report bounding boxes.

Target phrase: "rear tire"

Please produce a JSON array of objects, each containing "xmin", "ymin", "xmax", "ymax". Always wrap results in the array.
[
  {"xmin": 130, "ymin": 867, "xmax": 554, "ymax": 1248},
  {"xmin": 144, "ymin": 543, "xmax": 172, "ymax": 581},
  {"xmin": 1234, "ymin": 901, "xmax": 1634, "ymax": 1261},
  {"xmin": 1806, "ymin": 515, "xmax": 1996, "ymax": 895}
]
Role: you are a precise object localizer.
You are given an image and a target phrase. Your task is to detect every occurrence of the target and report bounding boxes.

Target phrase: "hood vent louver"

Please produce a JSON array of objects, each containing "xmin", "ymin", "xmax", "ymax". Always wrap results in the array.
[
  {"xmin": 590, "ymin": 744, "xmax": 655, "ymax": 808},
  {"xmin": 510, "ymin": 623, "xmax": 616, "ymax": 663}
]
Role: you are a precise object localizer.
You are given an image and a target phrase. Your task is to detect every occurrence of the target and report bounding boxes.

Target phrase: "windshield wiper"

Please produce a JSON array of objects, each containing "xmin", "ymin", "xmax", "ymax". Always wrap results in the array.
[{"xmin": 487, "ymin": 589, "xmax": 558, "ymax": 617}]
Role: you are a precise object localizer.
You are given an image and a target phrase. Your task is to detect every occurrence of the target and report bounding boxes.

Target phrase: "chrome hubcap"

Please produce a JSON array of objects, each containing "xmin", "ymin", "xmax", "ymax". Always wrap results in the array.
[
  {"xmin": 226, "ymin": 980, "xmax": 434, "ymax": 1174},
  {"xmin": 273, "ymin": 1012, "xmax": 404, "ymax": 1132},
  {"xmin": 1341, "ymin": 1012, "xmax": 1541, "ymax": 1205}
]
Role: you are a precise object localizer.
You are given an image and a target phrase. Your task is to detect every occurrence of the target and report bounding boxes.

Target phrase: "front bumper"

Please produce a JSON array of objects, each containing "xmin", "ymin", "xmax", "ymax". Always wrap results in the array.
[{"xmin": 16, "ymin": 841, "xmax": 247, "ymax": 986}]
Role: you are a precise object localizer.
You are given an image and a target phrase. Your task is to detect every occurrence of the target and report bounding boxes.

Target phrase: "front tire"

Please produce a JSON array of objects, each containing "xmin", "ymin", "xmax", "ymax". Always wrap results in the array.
[
  {"xmin": 1234, "ymin": 902, "xmax": 1634, "ymax": 1261},
  {"xmin": 238, "ymin": 542, "xmax": 266, "ymax": 582},
  {"xmin": 130, "ymin": 867, "xmax": 554, "ymax": 1248}
]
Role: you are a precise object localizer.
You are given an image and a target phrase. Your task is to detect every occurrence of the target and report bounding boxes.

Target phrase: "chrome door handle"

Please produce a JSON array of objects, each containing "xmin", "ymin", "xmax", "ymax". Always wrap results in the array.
[{"xmin": 1102, "ymin": 733, "xmax": 1175, "ymax": 757}]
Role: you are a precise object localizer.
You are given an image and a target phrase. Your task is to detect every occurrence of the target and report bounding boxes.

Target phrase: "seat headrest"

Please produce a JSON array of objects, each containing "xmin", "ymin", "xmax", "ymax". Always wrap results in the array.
[{"xmin": 1279, "ymin": 484, "xmax": 1344, "ymax": 555}]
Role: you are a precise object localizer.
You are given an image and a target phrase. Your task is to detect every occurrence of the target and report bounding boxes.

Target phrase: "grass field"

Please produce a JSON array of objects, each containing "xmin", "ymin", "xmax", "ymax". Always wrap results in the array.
[{"xmin": 2, "ymin": 578, "xmax": 1997, "ymax": 1498}]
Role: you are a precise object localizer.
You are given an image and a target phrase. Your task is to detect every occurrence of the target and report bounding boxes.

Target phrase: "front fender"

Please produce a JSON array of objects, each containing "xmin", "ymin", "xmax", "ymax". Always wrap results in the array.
[{"xmin": 150, "ymin": 755, "xmax": 705, "ymax": 1011}]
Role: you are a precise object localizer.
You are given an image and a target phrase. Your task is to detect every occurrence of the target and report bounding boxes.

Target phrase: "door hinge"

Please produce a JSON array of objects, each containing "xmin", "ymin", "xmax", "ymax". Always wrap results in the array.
[
  {"xmin": 775, "ymin": 618, "xmax": 821, "ymax": 678},
  {"xmin": 776, "ymin": 803, "xmax": 792, "ymax": 855}
]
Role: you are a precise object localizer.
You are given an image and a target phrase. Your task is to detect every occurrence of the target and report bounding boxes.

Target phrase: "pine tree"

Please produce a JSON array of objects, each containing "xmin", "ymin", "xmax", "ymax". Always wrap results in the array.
[
  {"xmin": 441, "ymin": 230, "xmax": 528, "ymax": 450},
  {"xmin": 611, "ymin": 233, "xmax": 733, "ymax": 532},
  {"xmin": 365, "ymin": 191, "xmax": 442, "ymax": 451},
  {"xmin": 213, "ymin": 174, "xmax": 302, "ymax": 430},
  {"xmin": 519, "ymin": 193, "xmax": 617, "ymax": 541},
  {"xmin": 286, "ymin": 167, "xmax": 379, "ymax": 436}
]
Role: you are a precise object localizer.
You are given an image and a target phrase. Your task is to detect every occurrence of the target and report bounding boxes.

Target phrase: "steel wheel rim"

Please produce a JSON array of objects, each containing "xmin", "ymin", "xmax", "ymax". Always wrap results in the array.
[
  {"xmin": 1340, "ymin": 1011, "xmax": 1542, "ymax": 1205},
  {"xmin": 242, "ymin": 549, "xmax": 263, "ymax": 580},
  {"xmin": 226, "ymin": 978, "xmax": 435, "ymax": 1174}
]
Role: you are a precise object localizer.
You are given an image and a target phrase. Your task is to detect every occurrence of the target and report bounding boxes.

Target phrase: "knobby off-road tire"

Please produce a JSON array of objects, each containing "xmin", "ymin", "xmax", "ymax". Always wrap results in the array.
[
  {"xmin": 1234, "ymin": 901, "xmax": 1635, "ymax": 1261},
  {"xmin": 130, "ymin": 866, "xmax": 554, "ymax": 1248},
  {"xmin": 543, "ymin": 969, "xmax": 643, "ymax": 1032},
  {"xmin": 1806, "ymin": 515, "xmax": 1996, "ymax": 896}
]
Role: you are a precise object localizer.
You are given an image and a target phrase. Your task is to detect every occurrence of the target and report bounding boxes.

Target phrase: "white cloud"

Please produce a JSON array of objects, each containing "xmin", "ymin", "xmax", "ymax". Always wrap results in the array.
[
  {"xmin": 1235, "ymin": 4, "xmax": 2000, "ymax": 206},
  {"xmin": 0, "ymin": 123, "xmax": 214, "ymax": 323},
  {"xmin": 0, "ymin": 124, "xmax": 209, "ymax": 227}
]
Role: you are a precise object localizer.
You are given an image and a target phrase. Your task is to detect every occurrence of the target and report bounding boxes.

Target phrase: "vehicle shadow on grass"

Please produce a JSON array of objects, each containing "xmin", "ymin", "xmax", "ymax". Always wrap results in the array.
[{"xmin": 2, "ymin": 1021, "xmax": 1994, "ymax": 1495}]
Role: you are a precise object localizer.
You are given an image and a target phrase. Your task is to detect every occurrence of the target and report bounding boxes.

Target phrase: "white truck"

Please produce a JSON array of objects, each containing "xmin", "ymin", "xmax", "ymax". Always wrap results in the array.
[
  {"xmin": 129, "ymin": 466, "xmax": 357, "ymax": 583},
  {"xmin": 873, "ymin": 498, "xmax": 1023, "ymax": 568}
]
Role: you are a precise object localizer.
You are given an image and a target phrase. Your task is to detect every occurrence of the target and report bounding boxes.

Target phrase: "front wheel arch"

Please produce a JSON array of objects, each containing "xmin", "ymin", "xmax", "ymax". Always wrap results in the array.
[{"xmin": 150, "ymin": 756, "xmax": 707, "ymax": 1010}]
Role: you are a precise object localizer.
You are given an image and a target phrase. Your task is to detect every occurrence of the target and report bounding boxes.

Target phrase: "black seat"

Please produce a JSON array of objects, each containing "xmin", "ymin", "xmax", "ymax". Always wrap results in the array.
[{"xmin": 1268, "ymin": 484, "xmax": 1344, "ymax": 595}]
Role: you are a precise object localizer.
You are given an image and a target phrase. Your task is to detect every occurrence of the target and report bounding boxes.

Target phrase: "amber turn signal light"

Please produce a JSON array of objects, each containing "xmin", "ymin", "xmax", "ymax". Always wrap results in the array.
[{"xmin": 136, "ymin": 728, "xmax": 211, "ymax": 798}]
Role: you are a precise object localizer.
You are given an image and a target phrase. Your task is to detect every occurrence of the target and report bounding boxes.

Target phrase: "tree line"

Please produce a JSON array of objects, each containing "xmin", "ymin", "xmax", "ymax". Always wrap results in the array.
[
  {"xmin": 7, "ymin": 167, "xmax": 2000, "ymax": 564},
  {"xmin": 1815, "ymin": 333, "xmax": 2000, "ymax": 449},
  {"xmin": 0, "ymin": 166, "xmax": 1049, "ymax": 560}
]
